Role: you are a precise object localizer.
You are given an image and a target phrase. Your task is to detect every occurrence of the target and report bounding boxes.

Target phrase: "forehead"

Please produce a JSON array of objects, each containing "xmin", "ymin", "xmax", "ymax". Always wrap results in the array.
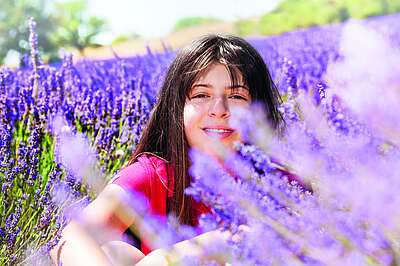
[{"xmin": 194, "ymin": 62, "xmax": 244, "ymax": 84}]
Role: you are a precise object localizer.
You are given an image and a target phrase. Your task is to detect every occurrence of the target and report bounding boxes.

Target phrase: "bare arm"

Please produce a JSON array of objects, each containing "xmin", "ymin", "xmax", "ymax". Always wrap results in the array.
[
  {"xmin": 50, "ymin": 221, "xmax": 113, "ymax": 266},
  {"xmin": 50, "ymin": 184, "xmax": 136, "ymax": 266},
  {"xmin": 135, "ymin": 229, "xmax": 232, "ymax": 266}
]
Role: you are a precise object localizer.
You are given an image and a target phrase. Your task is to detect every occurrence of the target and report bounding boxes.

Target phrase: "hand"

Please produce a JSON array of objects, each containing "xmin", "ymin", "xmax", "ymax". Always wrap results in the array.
[{"xmin": 231, "ymin": 224, "xmax": 251, "ymax": 243}]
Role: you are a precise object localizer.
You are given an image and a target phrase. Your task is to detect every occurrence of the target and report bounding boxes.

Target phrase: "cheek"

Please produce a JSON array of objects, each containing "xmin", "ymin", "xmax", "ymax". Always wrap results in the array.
[
  {"xmin": 183, "ymin": 104, "xmax": 195, "ymax": 129},
  {"xmin": 183, "ymin": 103, "xmax": 202, "ymax": 143},
  {"xmin": 184, "ymin": 102, "xmax": 207, "ymax": 126}
]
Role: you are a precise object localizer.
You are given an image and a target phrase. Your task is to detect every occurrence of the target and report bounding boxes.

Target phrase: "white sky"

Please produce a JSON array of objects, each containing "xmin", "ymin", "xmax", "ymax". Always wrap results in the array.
[{"xmin": 88, "ymin": 0, "xmax": 281, "ymax": 43}]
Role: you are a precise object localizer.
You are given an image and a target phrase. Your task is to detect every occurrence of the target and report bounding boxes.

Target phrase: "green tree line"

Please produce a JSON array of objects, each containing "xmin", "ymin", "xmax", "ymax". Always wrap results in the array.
[
  {"xmin": 173, "ymin": 17, "xmax": 221, "ymax": 32},
  {"xmin": 0, "ymin": 0, "xmax": 107, "ymax": 65},
  {"xmin": 171, "ymin": 0, "xmax": 400, "ymax": 36},
  {"xmin": 236, "ymin": 0, "xmax": 400, "ymax": 36}
]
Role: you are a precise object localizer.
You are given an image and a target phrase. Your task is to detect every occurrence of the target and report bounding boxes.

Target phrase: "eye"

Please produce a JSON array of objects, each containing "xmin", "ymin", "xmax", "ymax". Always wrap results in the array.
[
  {"xmin": 191, "ymin": 93, "xmax": 209, "ymax": 99},
  {"xmin": 229, "ymin": 94, "xmax": 248, "ymax": 101}
]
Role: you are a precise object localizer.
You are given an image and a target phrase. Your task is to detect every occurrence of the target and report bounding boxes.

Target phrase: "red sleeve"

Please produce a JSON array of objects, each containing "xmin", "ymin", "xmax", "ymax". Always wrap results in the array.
[
  {"xmin": 110, "ymin": 161, "xmax": 153, "ymax": 205},
  {"xmin": 109, "ymin": 156, "xmax": 168, "ymax": 255}
]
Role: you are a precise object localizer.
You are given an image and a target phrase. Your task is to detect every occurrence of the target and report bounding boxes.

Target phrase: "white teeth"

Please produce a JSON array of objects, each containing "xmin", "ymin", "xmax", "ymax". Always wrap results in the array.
[{"xmin": 204, "ymin": 128, "xmax": 232, "ymax": 133}]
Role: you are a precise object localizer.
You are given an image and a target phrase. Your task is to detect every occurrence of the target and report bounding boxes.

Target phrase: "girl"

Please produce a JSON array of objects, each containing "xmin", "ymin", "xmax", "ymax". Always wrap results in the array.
[{"xmin": 50, "ymin": 34, "xmax": 283, "ymax": 265}]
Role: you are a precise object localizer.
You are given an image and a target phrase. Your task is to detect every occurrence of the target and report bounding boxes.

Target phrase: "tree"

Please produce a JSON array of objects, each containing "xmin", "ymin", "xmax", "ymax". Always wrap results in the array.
[
  {"xmin": 0, "ymin": 0, "xmax": 108, "ymax": 65},
  {"xmin": 0, "ymin": 0, "xmax": 59, "ymax": 64},
  {"xmin": 52, "ymin": 0, "xmax": 107, "ymax": 56},
  {"xmin": 173, "ymin": 17, "xmax": 220, "ymax": 32}
]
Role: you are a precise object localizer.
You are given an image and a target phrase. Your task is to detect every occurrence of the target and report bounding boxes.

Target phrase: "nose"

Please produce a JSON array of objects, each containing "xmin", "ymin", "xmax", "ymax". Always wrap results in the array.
[{"xmin": 208, "ymin": 97, "xmax": 230, "ymax": 118}]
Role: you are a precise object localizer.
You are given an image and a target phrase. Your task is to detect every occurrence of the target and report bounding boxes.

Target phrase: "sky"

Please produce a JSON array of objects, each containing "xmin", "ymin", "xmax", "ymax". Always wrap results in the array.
[{"xmin": 87, "ymin": 0, "xmax": 281, "ymax": 44}]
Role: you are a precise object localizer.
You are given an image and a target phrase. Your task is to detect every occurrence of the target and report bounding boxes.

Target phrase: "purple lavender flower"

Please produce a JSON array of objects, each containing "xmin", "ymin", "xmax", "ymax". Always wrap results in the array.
[
  {"xmin": 28, "ymin": 17, "xmax": 41, "ymax": 100},
  {"xmin": 2, "ymin": 13, "xmax": 400, "ymax": 265}
]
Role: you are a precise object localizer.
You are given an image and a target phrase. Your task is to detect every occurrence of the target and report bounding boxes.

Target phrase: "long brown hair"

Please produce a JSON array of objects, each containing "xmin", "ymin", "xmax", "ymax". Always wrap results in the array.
[{"xmin": 129, "ymin": 34, "xmax": 283, "ymax": 225}]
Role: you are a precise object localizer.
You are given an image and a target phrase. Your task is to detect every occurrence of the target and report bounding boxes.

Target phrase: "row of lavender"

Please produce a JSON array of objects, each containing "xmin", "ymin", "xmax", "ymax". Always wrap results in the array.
[{"xmin": 1, "ymin": 13, "xmax": 400, "ymax": 264}]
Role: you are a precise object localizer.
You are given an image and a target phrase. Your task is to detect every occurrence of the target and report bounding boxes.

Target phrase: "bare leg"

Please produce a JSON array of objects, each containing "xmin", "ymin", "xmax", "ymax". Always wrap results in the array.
[{"xmin": 101, "ymin": 241, "xmax": 145, "ymax": 266}]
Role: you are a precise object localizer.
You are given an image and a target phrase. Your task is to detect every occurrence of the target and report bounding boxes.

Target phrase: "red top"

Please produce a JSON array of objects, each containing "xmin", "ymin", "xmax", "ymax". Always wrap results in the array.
[{"xmin": 110, "ymin": 152, "xmax": 209, "ymax": 254}]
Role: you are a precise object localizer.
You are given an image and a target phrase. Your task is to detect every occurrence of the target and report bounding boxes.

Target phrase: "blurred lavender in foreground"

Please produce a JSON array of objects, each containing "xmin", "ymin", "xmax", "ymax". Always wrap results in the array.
[
  {"xmin": 185, "ymin": 20, "xmax": 400, "ymax": 265},
  {"xmin": 326, "ymin": 20, "xmax": 400, "ymax": 146},
  {"xmin": 55, "ymin": 114, "xmax": 105, "ymax": 194}
]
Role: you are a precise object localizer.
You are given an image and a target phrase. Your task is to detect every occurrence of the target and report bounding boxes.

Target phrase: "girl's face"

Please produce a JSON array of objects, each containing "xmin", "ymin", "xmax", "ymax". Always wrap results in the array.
[{"xmin": 184, "ymin": 62, "xmax": 252, "ymax": 155}]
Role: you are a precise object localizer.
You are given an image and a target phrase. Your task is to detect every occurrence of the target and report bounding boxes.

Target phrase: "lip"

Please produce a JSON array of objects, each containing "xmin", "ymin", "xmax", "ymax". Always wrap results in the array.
[
  {"xmin": 202, "ymin": 126, "xmax": 235, "ymax": 139},
  {"xmin": 201, "ymin": 125, "xmax": 235, "ymax": 131}
]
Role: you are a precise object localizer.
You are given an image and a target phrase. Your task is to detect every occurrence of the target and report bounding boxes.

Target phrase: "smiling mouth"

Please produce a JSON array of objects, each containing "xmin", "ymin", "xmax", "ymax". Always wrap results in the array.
[{"xmin": 202, "ymin": 128, "xmax": 235, "ymax": 139}]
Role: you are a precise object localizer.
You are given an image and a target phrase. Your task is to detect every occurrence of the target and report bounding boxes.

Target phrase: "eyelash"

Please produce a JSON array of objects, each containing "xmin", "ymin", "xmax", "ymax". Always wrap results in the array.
[
  {"xmin": 192, "ymin": 93, "xmax": 209, "ymax": 99},
  {"xmin": 191, "ymin": 94, "xmax": 248, "ymax": 101},
  {"xmin": 229, "ymin": 95, "xmax": 247, "ymax": 100}
]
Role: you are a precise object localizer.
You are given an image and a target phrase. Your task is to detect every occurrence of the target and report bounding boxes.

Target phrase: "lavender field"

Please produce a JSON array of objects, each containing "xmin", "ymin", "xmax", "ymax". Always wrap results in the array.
[{"xmin": 1, "ymin": 14, "xmax": 400, "ymax": 265}]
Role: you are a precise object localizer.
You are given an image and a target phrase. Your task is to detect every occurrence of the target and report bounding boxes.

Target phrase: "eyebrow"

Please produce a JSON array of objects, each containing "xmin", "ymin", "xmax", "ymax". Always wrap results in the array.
[{"xmin": 191, "ymin": 83, "xmax": 249, "ymax": 91}]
